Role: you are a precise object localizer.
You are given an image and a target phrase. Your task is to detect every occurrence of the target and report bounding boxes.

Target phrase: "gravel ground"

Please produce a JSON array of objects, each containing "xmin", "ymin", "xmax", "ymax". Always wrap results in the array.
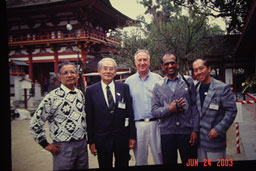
[{"xmin": 11, "ymin": 119, "xmax": 246, "ymax": 171}]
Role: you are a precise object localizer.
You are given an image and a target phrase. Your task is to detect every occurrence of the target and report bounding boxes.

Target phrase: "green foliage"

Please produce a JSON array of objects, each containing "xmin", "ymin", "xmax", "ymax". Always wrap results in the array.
[
  {"xmin": 171, "ymin": 0, "xmax": 253, "ymax": 34},
  {"xmin": 107, "ymin": 0, "xmax": 225, "ymax": 73},
  {"xmin": 242, "ymin": 73, "xmax": 256, "ymax": 93}
]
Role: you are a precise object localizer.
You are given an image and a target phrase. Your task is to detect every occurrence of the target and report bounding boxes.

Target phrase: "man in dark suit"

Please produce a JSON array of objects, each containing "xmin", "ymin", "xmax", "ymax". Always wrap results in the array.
[{"xmin": 85, "ymin": 58, "xmax": 136, "ymax": 168}]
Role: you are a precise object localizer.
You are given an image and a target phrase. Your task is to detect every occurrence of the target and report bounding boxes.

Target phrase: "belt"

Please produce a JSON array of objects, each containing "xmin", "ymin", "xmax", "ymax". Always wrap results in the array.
[{"xmin": 136, "ymin": 118, "xmax": 158, "ymax": 122}]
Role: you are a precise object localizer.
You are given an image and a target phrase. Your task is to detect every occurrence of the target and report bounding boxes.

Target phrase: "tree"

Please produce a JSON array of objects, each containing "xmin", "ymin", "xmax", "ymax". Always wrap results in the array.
[
  {"xmin": 104, "ymin": 26, "xmax": 149, "ymax": 71},
  {"xmin": 172, "ymin": 0, "xmax": 254, "ymax": 34},
  {"xmin": 107, "ymin": 0, "xmax": 224, "ymax": 74},
  {"xmin": 139, "ymin": 0, "xmax": 224, "ymax": 73}
]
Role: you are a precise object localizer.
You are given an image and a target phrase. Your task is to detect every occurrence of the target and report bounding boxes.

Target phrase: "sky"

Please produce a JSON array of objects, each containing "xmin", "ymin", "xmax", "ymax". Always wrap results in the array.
[
  {"xmin": 110, "ymin": 0, "xmax": 150, "ymax": 21},
  {"xmin": 109, "ymin": 0, "xmax": 226, "ymax": 32}
]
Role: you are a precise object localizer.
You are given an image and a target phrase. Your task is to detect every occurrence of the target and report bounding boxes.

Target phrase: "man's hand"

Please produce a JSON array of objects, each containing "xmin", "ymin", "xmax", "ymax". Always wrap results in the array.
[
  {"xmin": 208, "ymin": 128, "xmax": 219, "ymax": 139},
  {"xmin": 168, "ymin": 98, "xmax": 185, "ymax": 113},
  {"xmin": 45, "ymin": 143, "xmax": 62, "ymax": 155},
  {"xmin": 129, "ymin": 139, "xmax": 136, "ymax": 149},
  {"xmin": 89, "ymin": 143, "xmax": 97, "ymax": 156},
  {"xmin": 189, "ymin": 131, "xmax": 197, "ymax": 146}
]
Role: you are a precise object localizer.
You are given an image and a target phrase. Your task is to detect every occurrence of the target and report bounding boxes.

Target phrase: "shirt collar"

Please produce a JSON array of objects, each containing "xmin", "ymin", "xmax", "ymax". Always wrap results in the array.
[
  {"xmin": 165, "ymin": 72, "xmax": 180, "ymax": 84},
  {"xmin": 101, "ymin": 80, "xmax": 115, "ymax": 89},
  {"xmin": 136, "ymin": 71, "xmax": 151, "ymax": 81},
  {"xmin": 60, "ymin": 84, "xmax": 78, "ymax": 94}
]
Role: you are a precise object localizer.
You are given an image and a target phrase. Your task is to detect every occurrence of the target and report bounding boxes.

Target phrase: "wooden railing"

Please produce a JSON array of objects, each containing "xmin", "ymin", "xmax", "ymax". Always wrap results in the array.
[{"xmin": 8, "ymin": 30, "xmax": 120, "ymax": 46}]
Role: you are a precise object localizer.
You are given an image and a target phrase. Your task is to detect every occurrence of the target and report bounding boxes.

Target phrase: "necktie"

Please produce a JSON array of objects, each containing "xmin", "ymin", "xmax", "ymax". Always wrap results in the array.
[{"xmin": 106, "ymin": 85, "xmax": 115, "ymax": 113}]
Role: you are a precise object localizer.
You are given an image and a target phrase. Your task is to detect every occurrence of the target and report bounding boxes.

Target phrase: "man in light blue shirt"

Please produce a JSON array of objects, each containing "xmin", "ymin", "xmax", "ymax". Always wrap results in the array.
[{"xmin": 125, "ymin": 49, "xmax": 163, "ymax": 166}]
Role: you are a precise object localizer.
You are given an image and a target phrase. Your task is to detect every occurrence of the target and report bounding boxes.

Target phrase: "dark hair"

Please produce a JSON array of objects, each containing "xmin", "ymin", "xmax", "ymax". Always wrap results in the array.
[
  {"xmin": 192, "ymin": 57, "xmax": 210, "ymax": 68},
  {"xmin": 160, "ymin": 51, "xmax": 177, "ymax": 64},
  {"xmin": 58, "ymin": 60, "xmax": 77, "ymax": 75}
]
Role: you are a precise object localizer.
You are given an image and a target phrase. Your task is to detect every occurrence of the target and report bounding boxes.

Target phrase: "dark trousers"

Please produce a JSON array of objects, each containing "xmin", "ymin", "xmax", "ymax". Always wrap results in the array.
[
  {"xmin": 97, "ymin": 141, "xmax": 130, "ymax": 168},
  {"xmin": 161, "ymin": 134, "xmax": 197, "ymax": 165}
]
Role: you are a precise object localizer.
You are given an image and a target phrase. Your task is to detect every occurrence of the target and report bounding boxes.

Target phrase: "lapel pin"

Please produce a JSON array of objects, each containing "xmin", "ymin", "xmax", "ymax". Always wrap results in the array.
[
  {"xmin": 185, "ymin": 88, "xmax": 188, "ymax": 91},
  {"xmin": 117, "ymin": 92, "xmax": 120, "ymax": 96},
  {"xmin": 204, "ymin": 92, "xmax": 208, "ymax": 95}
]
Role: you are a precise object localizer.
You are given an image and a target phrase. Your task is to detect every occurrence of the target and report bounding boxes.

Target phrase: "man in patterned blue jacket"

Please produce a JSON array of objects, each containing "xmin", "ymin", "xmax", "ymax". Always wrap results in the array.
[
  {"xmin": 30, "ymin": 61, "xmax": 88, "ymax": 170},
  {"xmin": 151, "ymin": 52, "xmax": 199, "ymax": 165},
  {"xmin": 192, "ymin": 58, "xmax": 237, "ymax": 162}
]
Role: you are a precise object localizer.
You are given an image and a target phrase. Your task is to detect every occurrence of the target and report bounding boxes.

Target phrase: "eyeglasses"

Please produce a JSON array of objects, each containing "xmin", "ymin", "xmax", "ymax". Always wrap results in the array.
[{"xmin": 163, "ymin": 61, "xmax": 176, "ymax": 66}]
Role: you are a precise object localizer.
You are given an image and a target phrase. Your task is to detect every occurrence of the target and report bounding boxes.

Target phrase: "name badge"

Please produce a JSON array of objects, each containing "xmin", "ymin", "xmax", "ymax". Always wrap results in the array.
[
  {"xmin": 118, "ymin": 101, "xmax": 126, "ymax": 109},
  {"xmin": 209, "ymin": 103, "xmax": 219, "ymax": 110},
  {"xmin": 125, "ymin": 118, "xmax": 129, "ymax": 127}
]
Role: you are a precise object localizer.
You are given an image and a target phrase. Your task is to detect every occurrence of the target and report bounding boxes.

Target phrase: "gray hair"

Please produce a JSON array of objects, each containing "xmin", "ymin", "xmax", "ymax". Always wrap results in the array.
[
  {"xmin": 97, "ymin": 57, "xmax": 117, "ymax": 70},
  {"xmin": 58, "ymin": 60, "xmax": 78, "ymax": 75},
  {"xmin": 134, "ymin": 49, "xmax": 151, "ymax": 60}
]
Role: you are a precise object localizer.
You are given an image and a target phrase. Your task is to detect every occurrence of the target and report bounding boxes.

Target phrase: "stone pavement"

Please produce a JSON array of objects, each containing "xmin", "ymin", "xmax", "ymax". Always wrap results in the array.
[
  {"xmin": 11, "ymin": 116, "xmax": 249, "ymax": 171},
  {"xmin": 11, "ymin": 120, "xmax": 151, "ymax": 171},
  {"xmin": 239, "ymin": 104, "xmax": 256, "ymax": 160}
]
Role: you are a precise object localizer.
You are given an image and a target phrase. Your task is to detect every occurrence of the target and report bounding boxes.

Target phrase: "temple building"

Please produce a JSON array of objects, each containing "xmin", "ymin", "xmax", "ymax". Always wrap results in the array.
[
  {"xmin": 203, "ymin": 0, "xmax": 256, "ymax": 93},
  {"xmin": 7, "ymin": 0, "xmax": 134, "ymax": 104}
]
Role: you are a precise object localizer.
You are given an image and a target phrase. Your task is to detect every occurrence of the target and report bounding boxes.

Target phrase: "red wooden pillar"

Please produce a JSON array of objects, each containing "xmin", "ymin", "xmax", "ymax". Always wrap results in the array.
[
  {"xmin": 28, "ymin": 54, "xmax": 33, "ymax": 80},
  {"xmin": 80, "ymin": 42, "xmax": 90, "ymax": 66},
  {"xmin": 54, "ymin": 49, "xmax": 59, "ymax": 74},
  {"xmin": 77, "ymin": 42, "xmax": 90, "ymax": 92},
  {"xmin": 51, "ymin": 45, "xmax": 60, "ymax": 74},
  {"xmin": 26, "ymin": 47, "xmax": 34, "ymax": 80},
  {"xmin": 81, "ymin": 48, "xmax": 88, "ymax": 65},
  {"xmin": 54, "ymin": 55, "xmax": 58, "ymax": 74},
  {"xmin": 77, "ymin": 41, "xmax": 90, "ymax": 72}
]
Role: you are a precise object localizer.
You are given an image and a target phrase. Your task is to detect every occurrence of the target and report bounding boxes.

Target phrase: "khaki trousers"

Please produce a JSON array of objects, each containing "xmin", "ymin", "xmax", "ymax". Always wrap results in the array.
[{"xmin": 134, "ymin": 121, "xmax": 163, "ymax": 165}]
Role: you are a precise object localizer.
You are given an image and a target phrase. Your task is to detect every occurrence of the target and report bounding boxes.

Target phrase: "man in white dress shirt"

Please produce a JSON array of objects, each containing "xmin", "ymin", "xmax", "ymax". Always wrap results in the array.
[{"xmin": 125, "ymin": 50, "xmax": 163, "ymax": 166}]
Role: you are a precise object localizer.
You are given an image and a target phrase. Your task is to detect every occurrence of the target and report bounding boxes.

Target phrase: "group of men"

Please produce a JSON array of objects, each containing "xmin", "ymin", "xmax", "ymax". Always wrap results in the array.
[{"xmin": 29, "ymin": 49, "xmax": 237, "ymax": 170}]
